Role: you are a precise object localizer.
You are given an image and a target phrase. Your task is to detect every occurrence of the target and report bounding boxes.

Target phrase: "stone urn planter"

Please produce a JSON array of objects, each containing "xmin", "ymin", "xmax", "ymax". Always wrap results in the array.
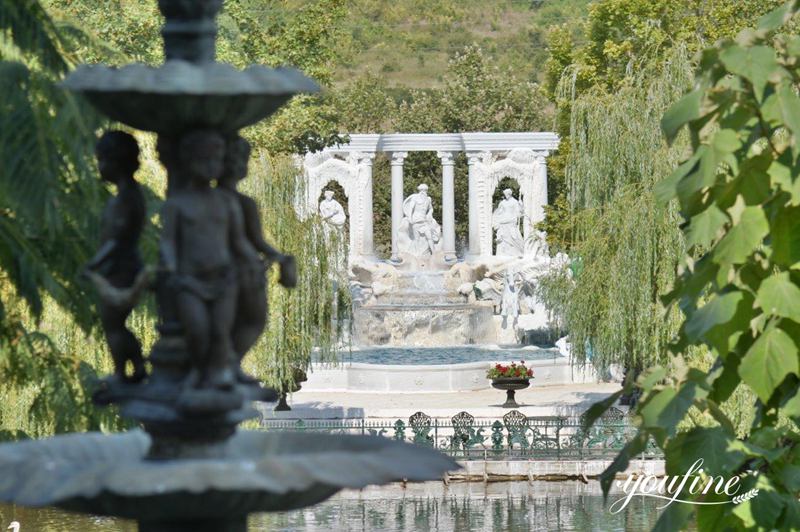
[
  {"xmin": 274, "ymin": 367, "xmax": 308, "ymax": 412},
  {"xmin": 491, "ymin": 378, "xmax": 530, "ymax": 408},
  {"xmin": 487, "ymin": 362, "xmax": 534, "ymax": 408}
]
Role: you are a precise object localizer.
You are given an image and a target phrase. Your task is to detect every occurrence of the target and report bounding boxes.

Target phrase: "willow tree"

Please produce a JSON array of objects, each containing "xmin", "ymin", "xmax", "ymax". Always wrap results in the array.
[
  {"xmin": 538, "ymin": 48, "xmax": 694, "ymax": 372},
  {"xmin": 239, "ymin": 155, "xmax": 344, "ymax": 391}
]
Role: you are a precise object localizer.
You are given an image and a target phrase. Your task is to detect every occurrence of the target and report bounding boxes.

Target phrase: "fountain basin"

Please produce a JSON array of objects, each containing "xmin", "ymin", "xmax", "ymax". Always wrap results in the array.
[{"xmin": 0, "ymin": 429, "xmax": 456, "ymax": 527}]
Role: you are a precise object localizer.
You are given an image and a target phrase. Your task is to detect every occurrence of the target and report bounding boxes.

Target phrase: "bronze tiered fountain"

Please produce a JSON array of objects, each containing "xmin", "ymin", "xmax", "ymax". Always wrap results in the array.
[{"xmin": 0, "ymin": 2, "xmax": 456, "ymax": 531}]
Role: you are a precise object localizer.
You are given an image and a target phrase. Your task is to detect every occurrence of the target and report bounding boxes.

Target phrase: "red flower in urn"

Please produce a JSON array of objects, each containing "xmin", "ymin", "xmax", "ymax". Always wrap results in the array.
[{"xmin": 486, "ymin": 361, "xmax": 534, "ymax": 380}]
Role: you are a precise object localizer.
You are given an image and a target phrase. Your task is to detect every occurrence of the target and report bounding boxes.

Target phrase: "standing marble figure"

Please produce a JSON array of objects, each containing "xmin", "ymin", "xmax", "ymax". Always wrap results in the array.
[
  {"xmin": 85, "ymin": 131, "xmax": 148, "ymax": 384},
  {"xmin": 492, "ymin": 188, "xmax": 525, "ymax": 256},
  {"xmin": 399, "ymin": 183, "xmax": 441, "ymax": 257}
]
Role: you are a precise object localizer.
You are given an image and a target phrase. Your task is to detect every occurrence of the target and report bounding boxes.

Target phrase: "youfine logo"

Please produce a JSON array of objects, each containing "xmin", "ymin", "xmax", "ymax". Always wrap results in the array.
[{"xmin": 609, "ymin": 459, "xmax": 759, "ymax": 514}]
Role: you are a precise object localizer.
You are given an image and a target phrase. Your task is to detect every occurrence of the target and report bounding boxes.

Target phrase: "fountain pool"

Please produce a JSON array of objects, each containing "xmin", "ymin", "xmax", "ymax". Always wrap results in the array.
[
  {"xmin": 342, "ymin": 345, "xmax": 561, "ymax": 365},
  {"xmin": 304, "ymin": 345, "xmax": 599, "ymax": 392}
]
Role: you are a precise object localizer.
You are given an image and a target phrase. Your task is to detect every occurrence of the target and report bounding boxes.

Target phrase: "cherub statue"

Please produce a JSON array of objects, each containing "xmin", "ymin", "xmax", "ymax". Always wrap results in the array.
[
  {"xmin": 159, "ymin": 130, "xmax": 260, "ymax": 390},
  {"xmin": 218, "ymin": 135, "xmax": 297, "ymax": 383},
  {"xmin": 85, "ymin": 131, "xmax": 148, "ymax": 384}
]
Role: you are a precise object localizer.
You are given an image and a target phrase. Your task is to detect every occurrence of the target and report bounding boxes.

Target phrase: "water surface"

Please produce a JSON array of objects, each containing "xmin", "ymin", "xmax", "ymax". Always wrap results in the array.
[
  {"xmin": 344, "ymin": 345, "xmax": 563, "ymax": 365},
  {"xmin": 1, "ymin": 480, "xmax": 691, "ymax": 531}
]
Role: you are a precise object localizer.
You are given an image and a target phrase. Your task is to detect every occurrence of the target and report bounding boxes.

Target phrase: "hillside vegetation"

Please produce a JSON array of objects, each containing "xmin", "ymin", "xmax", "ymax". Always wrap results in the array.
[
  {"xmin": 332, "ymin": 0, "xmax": 592, "ymax": 88},
  {"xmin": 222, "ymin": 0, "xmax": 592, "ymax": 89}
]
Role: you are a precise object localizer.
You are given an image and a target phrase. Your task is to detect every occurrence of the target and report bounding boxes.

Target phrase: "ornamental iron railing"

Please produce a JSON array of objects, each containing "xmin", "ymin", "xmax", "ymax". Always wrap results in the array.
[{"xmin": 260, "ymin": 407, "xmax": 661, "ymax": 460}]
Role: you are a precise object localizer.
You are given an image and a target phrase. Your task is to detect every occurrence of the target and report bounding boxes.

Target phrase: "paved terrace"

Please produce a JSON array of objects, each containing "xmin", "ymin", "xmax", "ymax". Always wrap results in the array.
[{"xmin": 260, "ymin": 382, "xmax": 622, "ymax": 420}]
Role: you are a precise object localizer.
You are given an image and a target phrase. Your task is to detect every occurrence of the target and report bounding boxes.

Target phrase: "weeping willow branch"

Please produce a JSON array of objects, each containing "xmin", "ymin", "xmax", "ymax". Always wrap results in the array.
[
  {"xmin": 239, "ymin": 154, "xmax": 343, "ymax": 392},
  {"xmin": 543, "ymin": 46, "xmax": 694, "ymax": 372}
]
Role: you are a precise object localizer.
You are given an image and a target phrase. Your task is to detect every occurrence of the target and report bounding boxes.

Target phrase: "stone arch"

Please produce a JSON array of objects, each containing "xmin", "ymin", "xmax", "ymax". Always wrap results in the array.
[
  {"xmin": 306, "ymin": 156, "xmax": 357, "ymax": 213},
  {"xmin": 480, "ymin": 156, "xmax": 536, "ymax": 256}
]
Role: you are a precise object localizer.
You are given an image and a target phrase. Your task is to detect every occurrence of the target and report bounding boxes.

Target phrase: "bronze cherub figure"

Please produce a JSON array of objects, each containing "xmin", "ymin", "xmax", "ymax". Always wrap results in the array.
[{"xmin": 85, "ymin": 131, "xmax": 148, "ymax": 384}]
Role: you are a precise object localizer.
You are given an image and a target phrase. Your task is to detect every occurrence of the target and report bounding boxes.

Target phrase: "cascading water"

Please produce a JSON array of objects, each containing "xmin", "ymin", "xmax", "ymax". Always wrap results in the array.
[{"xmin": 353, "ymin": 270, "xmax": 497, "ymax": 347}]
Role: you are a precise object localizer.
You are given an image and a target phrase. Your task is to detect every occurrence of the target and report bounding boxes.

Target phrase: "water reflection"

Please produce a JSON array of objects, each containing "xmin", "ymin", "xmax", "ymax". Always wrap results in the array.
[{"xmin": 1, "ymin": 481, "xmax": 690, "ymax": 531}]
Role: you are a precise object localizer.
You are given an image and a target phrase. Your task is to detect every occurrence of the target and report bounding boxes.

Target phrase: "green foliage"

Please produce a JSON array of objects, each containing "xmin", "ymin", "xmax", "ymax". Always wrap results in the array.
[
  {"xmin": 598, "ymin": 4, "xmax": 800, "ymax": 529},
  {"xmin": 0, "ymin": 0, "xmax": 108, "ymax": 329},
  {"xmin": 541, "ymin": 0, "xmax": 788, "ymax": 251},
  {"xmin": 336, "ymin": 0, "xmax": 592, "ymax": 89}
]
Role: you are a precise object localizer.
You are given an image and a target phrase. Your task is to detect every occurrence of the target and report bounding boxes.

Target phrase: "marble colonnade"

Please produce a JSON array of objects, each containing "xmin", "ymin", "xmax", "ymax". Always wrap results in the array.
[{"xmin": 299, "ymin": 133, "xmax": 560, "ymax": 260}]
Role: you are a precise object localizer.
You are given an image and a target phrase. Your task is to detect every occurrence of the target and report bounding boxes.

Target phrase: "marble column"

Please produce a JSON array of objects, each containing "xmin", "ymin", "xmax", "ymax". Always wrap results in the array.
[
  {"xmin": 438, "ymin": 151, "xmax": 457, "ymax": 262},
  {"xmin": 466, "ymin": 152, "xmax": 481, "ymax": 256},
  {"xmin": 360, "ymin": 153, "xmax": 376, "ymax": 257},
  {"xmin": 533, "ymin": 154, "xmax": 548, "ymax": 224},
  {"xmin": 390, "ymin": 151, "xmax": 407, "ymax": 262}
]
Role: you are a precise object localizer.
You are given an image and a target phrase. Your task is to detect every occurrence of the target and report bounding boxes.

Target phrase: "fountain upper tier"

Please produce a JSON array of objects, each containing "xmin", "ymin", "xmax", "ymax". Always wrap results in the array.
[{"xmin": 62, "ymin": 0, "xmax": 319, "ymax": 135}]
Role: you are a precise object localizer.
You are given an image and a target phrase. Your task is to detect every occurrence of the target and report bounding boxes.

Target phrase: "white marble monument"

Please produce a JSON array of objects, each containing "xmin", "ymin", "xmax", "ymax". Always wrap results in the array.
[
  {"xmin": 298, "ymin": 133, "xmax": 559, "ymax": 262},
  {"xmin": 297, "ymin": 132, "xmax": 565, "ymax": 347}
]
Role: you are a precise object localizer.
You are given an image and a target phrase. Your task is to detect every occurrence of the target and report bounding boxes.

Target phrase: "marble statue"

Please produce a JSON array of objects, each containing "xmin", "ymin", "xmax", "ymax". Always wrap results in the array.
[
  {"xmin": 398, "ymin": 184, "xmax": 441, "ymax": 257},
  {"xmin": 319, "ymin": 190, "xmax": 346, "ymax": 231},
  {"xmin": 84, "ymin": 131, "xmax": 148, "ymax": 384},
  {"xmin": 160, "ymin": 129, "xmax": 261, "ymax": 390},
  {"xmin": 219, "ymin": 135, "xmax": 297, "ymax": 384},
  {"xmin": 492, "ymin": 188, "xmax": 525, "ymax": 257},
  {"xmin": 500, "ymin": 268, "xmax": 519, "ymax": 327}
]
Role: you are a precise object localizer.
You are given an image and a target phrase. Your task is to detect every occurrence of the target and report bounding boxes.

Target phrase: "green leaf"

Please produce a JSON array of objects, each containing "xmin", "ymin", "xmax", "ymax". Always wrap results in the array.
[
  {"xmin": 652, "ymin": 502, "xmax": 693, "ymax": 532},
  {"xmin": 783, "ymin": 386, "xmax": 800, "ymax": 419},
  {"xmin": 719, "ymin": 45, "xmax": 782, "ymax": 101},
  {"xmin": 780, "ymin": 495, "xmax": 800, "ymax": 530},
  {"xmin": 712, "ymin": 128, "xmax": 742, "ymax": 153},
  {"xmin": 772, "ymin": 206, "xmax": 800, "ymax": 266},
  {"xmin": 739, "ymin": 326, "xmax": 799, "ymax": 402},
  {"xmin": 687, "ymin": 205, "xmax": 728, "ymax": 248},
  {"xmin": 580, "ymin": 389, "xmax": 624, "ymax": 433},
  {"xmin": 709, "ymin": 352, "xmax": 742, "ymax": 403},
  {"xmin": 654, "ymin": 150, "xmax": 702, "ymax": 204},
  {"xmin": 685, "ymin": 291, "xmax": 743, "ymax": 341},
  {"xmin": 768, "ymin": 157, "xmax": 800, "ymax": 204},
  {"xmin": 639, "ymin": 366, "xmax": 666, "ymax": 391},
  {"xmin": 733, "ymin": 476, "xmax": 785, "ymax": 530},
  {"xmin": 758, "ymin": 0, "xmax": 799, "ymax": 31},
  {"xmin": 662, "ymin": 88, "xmax": 704, "ymax": 144},
  {"xmin": 599, "ymin": 432, "xmax": 647, "ymax": 496},
  {"xmin": 714, "ymin": 206, "xmax": 768, "ymax": 265},
  {"xmin": 665, "ymin": 427, "xmax": 745, "ymax": 476},
  {"xmin": 779, "ymin": 464, "xmax": 800, "ymax": 492},
  {"xmin": 640, "ymin": 382, "xmax": 707, "ymax": 435},
  {"xmin": 756, "ymin": 272, "xmax": 800, "ymax": 321},
  {"xmin": 778, "ymin": 82, "xmax": 800, "ymax": 136}
]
